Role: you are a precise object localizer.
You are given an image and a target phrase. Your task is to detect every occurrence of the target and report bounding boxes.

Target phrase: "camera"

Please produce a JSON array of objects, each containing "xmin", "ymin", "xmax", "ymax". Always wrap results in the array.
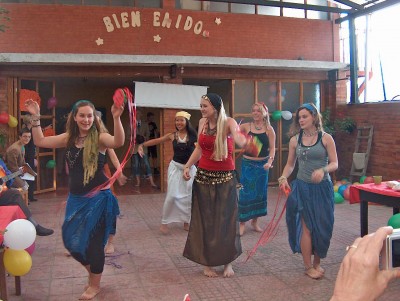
[{"xmin": 382, "ymin": 228, "xmax": 400, "ymax": 269}]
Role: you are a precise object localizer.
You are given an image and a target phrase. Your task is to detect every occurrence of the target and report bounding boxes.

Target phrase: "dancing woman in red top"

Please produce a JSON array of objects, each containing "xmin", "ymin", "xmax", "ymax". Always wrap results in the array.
[{"xmin": 183, "ymin": 93, "xmax": 247, "ymax": 278}]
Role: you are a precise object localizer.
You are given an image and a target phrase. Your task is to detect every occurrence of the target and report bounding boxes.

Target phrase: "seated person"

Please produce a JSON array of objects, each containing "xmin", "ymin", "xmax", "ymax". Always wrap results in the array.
[
  {"xmin": 0, "ymin": 157, "xmax": 53, "ymax": 236},
  {"xmin": 4, "ymin": 128, "xmax": 31, "ymax": 191}
]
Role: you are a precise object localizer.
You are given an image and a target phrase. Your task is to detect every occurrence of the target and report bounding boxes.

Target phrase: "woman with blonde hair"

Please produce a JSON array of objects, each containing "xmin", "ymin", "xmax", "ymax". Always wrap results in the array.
[
  {"xmin": 138, "ymin": 111, "xmax": 197, "ymax": 234},
  {"xmin": 183, "ymin": 93, "xmax": 248, "ymax": 278},
  {"xmin": 25, "ymin": 98, "xmax": 124, "ymax": 300},
  {"xmin": 238, "ymin": 102, "xmax": 276, "ymax": 236}
]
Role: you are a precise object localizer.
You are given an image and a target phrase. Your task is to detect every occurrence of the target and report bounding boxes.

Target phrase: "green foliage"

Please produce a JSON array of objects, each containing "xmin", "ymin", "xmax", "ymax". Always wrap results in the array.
[
  {"xmin": 0, "ymin": 7, "xmax": 10, "ymax": 33},
  {"xmin": 322, "ymin": 108, "xmax": 356, "ymax": 135},
  {"xmin": 0, "ymin": 132, "xmax": 6, "ymax": 148}
]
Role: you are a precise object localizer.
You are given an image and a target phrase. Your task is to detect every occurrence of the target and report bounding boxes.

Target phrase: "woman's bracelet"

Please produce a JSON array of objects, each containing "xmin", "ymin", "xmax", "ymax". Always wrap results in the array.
[
  {"xmin": 184, "ymin": 166, "xmax": 190, "ymax": 169},
  {"xmin": 322, "ymin": 166, "xmax": 328, "ymax": 174},
  {"xmin": 268, "ymin": 156, "xmax": 274, "ymax": 162},
  {"xmin": 31, "ymin": 124, "xmax": 41, "ymax": 128},
  {"xmin": 278, "ymin": 176, "xmax": 287, "ymax": 185}
]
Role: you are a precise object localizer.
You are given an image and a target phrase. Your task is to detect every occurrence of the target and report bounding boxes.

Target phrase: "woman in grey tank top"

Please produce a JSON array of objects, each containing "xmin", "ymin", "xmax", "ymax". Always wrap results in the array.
[{"xmin": 278, "ymin": 103, "xmax": 338, "ymax": 280}]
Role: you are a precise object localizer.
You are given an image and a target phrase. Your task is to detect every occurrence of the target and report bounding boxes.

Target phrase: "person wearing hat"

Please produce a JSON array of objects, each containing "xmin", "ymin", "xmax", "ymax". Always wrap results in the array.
[
  {"xmin": 138, "ymin": 111, "xmax": 197, "ymax": 234},
  {"xmin": 182, "ymin": 93, "xmax": 248, "ymax": 278}
]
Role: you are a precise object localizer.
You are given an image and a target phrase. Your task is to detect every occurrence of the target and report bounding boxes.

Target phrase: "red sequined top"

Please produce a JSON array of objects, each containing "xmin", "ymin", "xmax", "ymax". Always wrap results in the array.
[{"xmin": 198, "ymin": 133, "xmax": 234, "ymax": 171}]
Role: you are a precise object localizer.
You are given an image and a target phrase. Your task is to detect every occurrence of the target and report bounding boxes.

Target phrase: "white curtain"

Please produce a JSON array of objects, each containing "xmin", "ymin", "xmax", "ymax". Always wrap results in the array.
[{"xmin": 133, "ymin": 82, "xmax": 208, "ymax": 109}]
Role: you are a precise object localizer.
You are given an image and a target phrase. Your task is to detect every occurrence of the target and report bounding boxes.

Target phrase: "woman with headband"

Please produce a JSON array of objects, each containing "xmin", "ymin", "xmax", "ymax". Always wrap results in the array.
[
  {"xmin": 25, "ymin": 98, "xmax": 124, "ymax": 300},
  {"xmin": 238, "ymin": 102, "xmax": 276, "ymax": 236},
  {"xmin": 279, "ymin": 103, "xmax": 338, "ymax": 280},
  {"xmin": 138, "ymin": 111, "xmax": 197, "ymax": 234},
  {"xmin": 182, "ymin": 93, "xmax": 247, "ymax": 278}
]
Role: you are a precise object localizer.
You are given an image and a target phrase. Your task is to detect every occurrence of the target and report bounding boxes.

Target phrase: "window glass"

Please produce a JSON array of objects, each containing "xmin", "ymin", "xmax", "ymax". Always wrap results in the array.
[
  {"xmin": 111, "ymin": 0, "xmax": 134, "ymax": 6},
  {"xmin": 58, "ymin": 0, "xmax": 82, "ymax": 4},
  {"xmin": 258, "ymin": 81, "xmax": 278, "ymax": 111},
  {"xmin": 84, "ymin": 0, "xmax": 108, "ymax": 6},
  {"xmin": 307, "ymin": 0, "xmax": 328, "ymax": 20},
  {"xmin": 233, "ymin": 81, "xmax": 255, "ymax": 114},
  {"xmin": 307, "ymin": 0, "xmax": 329, "ymax": 20},
  {"xmin": 231, "ymin": 3, "xmax": 255, "ymax": 14},
  {"xmin": 283, "ymin": 0, "xmax": 305, "ymax": 18},
  {"xmin": 281, "ymin": 82, "xmax": 300, "ymax": 112},
  {"xmin": 29, "ymin": 0, "xmax": 55, "ymax": 3},
  {"xmin": 209, "ymin": 1, "xmax": 228, "ymax": 12},
  {"xmin": 180, "ymin": 0, "xmax": 201, "ymax": 10},
  {"xmin": 135, "ymin": 0, "xmax": 160, "ymax": 8},
  {"xmin": 257, "ymin": 3, "xmax": 280, "ymax": 16},
  {"xmin": 303, "ymin": 82, "xmax": 320, "ymax": 109}
]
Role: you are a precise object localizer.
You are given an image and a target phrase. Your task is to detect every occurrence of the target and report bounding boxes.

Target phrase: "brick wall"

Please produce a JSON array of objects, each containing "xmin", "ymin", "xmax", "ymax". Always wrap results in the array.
[
  {"xmin": 0, "ymin": 4, "xmax": 338, "ymax": 62},
  {"xmin": 335, "ymin": 102, "xmax": 400, "ymax": 182}
]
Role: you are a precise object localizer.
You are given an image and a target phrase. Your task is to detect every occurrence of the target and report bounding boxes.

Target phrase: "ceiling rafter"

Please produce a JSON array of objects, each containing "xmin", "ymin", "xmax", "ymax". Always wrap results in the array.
[
  {"xmin": 198, "ymin": 0, "xmax": 353, "ymax": 13},
  {"xmin": 198, "ymin": 0, "xmax": 399, "ymax": 21}
]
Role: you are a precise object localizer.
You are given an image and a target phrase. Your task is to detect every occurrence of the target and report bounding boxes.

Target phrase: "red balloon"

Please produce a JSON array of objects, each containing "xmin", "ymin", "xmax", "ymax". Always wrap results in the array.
[
  {"xmin": 363, "ymin": 176, "xmax": 374, "ymax": 184},
  {"xmin": 343, "ymin": 187, "xmax": 351, "ymax": 200},
  {"xmin": 25, "ymin": 242, "xmax": 36, "ymax": 255},
  {"xmin": 0, "ymin": 111, "xmax": 9, "ymax": 124}
]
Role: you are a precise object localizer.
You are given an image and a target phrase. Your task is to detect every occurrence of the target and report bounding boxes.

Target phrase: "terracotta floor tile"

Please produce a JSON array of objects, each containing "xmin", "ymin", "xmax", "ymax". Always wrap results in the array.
[{"xmin": 3, "ymin": 186, "xmax": 399, "ymax": 300}]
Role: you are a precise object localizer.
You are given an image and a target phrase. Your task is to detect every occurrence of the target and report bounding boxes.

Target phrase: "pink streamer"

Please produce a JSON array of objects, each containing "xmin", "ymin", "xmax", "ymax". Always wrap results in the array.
[{"xmin": 244, "ymin": 189, "xmax": 289, "ymax": 262}]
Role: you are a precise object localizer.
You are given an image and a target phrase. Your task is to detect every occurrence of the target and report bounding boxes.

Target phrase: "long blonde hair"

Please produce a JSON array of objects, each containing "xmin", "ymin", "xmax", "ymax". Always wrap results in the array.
[
  {"xmin": 66, "ymin": 100, "xmax": 101, "ymax": 186},
  {"xmin": 203, "ymin": 93, "xmax": 228, "ymax": 161}
]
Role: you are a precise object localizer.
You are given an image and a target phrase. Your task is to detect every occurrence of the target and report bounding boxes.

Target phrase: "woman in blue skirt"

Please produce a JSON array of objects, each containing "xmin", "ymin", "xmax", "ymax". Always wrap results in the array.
[
  {"xmin": 238, "ymin": 102, "xmax": 275, "ymax": 236},
  {"xmin": 25, "ymin": 98, "xmax": 124, "ymax": 300},
  {"xmin": 279, "ymin": 103, "xmax": 338, "ymax": 280}
]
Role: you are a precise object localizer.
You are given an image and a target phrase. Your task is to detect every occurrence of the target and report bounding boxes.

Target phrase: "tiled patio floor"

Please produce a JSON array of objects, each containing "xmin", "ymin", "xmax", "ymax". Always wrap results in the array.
[{"xmin": 4, "ymin": 184, "xmax": 400, "ymax": 301}]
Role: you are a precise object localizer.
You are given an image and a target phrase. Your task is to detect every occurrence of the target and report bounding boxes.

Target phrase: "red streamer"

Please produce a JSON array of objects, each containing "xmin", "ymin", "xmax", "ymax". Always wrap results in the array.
[
  {"xmin": 87, "ymin": 87, "xmax": 137, "ymax": 197},
  {"xmin": 244, "ymin": 188, "xmax": 290, "ymax": 262}
]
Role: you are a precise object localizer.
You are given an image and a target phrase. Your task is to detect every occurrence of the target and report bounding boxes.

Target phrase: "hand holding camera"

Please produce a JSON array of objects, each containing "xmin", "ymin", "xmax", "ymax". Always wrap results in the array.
[{"xmin": 330, "ymin": 226, "xmax": 400, "ymax": 301}]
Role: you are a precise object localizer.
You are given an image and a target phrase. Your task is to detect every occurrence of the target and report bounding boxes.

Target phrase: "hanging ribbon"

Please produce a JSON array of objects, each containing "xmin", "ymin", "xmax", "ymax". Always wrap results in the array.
[
  {"xmin": 87, "ymin": 87, "xmax": 137, "ymax": 197},
  {"xmin": 244, "ymin": 188, "xmax": 290, "ymax": 262}
]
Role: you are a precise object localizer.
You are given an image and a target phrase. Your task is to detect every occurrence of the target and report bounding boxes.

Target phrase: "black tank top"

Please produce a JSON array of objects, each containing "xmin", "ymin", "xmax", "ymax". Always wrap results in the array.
[
  {"xmin": 244, "ymin": 131, "xmax": 270, "ymax": 157},
  {"xmin": 66, "ymin": 146, "xmax": 108, "ymax": 195},
  {"xmin": 172, "ymin": 133, "xmax": 196, "ymax": 164}
]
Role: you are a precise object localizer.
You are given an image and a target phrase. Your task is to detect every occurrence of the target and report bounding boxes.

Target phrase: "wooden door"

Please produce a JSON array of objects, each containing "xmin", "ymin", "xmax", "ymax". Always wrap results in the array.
[{"xmin": 18, "ymin": 79, "xmax": 56, "ymax": 194}]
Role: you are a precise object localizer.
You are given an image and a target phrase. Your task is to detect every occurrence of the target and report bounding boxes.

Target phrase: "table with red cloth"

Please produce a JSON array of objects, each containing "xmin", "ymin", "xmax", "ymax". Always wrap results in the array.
[
  {"xmin": 349, "ymin": 182, "xmax": 400, "ymax": 237},
  {"xmin": 0, "ymin": 205, "xmax": 26, "ymax": 301}
]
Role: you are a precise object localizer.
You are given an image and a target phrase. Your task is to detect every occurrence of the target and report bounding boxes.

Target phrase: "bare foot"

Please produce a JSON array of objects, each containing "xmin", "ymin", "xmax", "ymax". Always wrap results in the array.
[
  {"xmin": 203, "ymin": 266, "xmax": 218, "ymax": 277},
  {"xmin": 104, "ymin": 242, "xmax": 115, "ymax": 254},
  {"xmin": 79, "ymin": 286, "xmax": 100, "ymax": 300},
  {"xmin": 183, "ymin": 223, "xmax": 189, "ymax": 231},
  {"xmin": 160, "ymin": 224, "xmax": 169, "ymax": 234},
  {"xmin": 223, "ymin": 263, "xmax": 235, "ymax": 278},
  {"xmin": 251, "ymin": 219, "xmax": 263, "ymax": 232},
  {"xmin": 304, "ymin": 267, "xmax": 323, "ymax": 279},
  {"xmin": 314, "ymin": 264, "xmax": 325, "ymax": 275},
  {"xmin": 239, "ymin": 222, "xmax": 245, "ymax": 236}
]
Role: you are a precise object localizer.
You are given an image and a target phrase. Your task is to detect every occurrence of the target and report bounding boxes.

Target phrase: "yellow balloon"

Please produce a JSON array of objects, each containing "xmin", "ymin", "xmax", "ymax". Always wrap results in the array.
[
  {"xmin": 8, "ymin": 115, "xmax": 18, "ymax": 128},
  {"xmin": 334, "ymin": 185, "xmax": 339, "ymax": 192},
  {"xmin": 3, "ymin": 249, "xmax": 32, "ymax": 276}
]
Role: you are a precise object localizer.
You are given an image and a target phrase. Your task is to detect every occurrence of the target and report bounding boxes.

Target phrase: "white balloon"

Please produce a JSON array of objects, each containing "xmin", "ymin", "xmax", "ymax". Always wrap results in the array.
[
  {"xmin": 4, "ymin": 219, "xmax": 36, "ymax": 250},
  {"xmin": 281, "ymin": 111, "xmax": 293, "ymax": 120}
]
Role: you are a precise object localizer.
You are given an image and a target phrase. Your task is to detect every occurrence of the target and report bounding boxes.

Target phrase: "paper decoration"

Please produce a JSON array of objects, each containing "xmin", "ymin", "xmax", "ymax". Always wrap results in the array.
[{"xmin": 95, "ymin": 37, "xmax": 104, "ymax": 46}]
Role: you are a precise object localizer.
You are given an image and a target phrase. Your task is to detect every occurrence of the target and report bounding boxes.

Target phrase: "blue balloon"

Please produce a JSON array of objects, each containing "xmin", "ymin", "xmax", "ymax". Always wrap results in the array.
[{"xmin": 338, "ymin": 184, "xmax": 348, "ymax": 197}]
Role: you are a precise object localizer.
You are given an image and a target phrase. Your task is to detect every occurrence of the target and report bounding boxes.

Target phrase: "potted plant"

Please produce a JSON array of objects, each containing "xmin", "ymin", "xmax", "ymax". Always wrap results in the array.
[{"xmin": 321, "ymin": 108, "xmax": 356, "ymax": 135}]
